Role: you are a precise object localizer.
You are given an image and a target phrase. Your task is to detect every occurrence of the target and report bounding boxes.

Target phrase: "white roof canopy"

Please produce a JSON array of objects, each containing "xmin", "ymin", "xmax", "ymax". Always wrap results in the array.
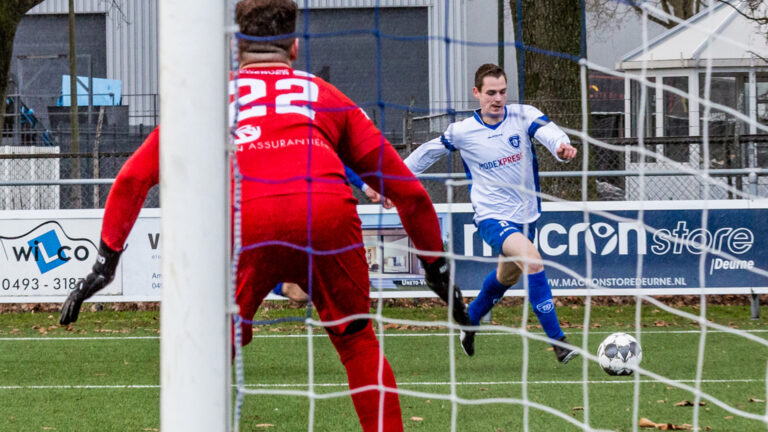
[{"xmin": 619, "ymin": 2, "xmax": 768, "ymax": 70}]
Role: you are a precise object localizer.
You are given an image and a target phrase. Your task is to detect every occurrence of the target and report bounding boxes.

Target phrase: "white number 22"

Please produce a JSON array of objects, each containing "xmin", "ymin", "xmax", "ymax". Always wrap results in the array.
[{"xmin": 230, "ymin": 77, "xmax": 319, "ymax": 121}]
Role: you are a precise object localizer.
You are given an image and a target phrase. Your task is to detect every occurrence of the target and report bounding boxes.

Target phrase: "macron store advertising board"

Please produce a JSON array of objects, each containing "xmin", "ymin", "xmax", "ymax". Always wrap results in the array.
[{"xmin": 0, "ymin": 200, "xmax": 766, "ymax": 303}]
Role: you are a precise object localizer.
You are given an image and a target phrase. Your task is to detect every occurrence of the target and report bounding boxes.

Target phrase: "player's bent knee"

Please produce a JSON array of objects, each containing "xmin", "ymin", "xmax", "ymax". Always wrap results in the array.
[
  {"xmin": 498, "ymin": 273, "xmax": 518, "ymax": 286},
  {"xmin": 527, "ymin": 262, "xmax": 544, "ymax": 274}
]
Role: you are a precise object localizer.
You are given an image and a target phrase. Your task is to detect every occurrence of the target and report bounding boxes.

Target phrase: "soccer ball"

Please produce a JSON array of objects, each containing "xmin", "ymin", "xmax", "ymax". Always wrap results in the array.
[{"xmin": 597, "ymin": 332, "xmax": 642, "ymax": 376}]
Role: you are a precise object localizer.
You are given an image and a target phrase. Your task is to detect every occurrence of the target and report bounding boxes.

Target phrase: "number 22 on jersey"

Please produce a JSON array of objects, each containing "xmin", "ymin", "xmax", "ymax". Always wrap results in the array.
[{"xmin": 229, "ymin": 77, "xmax": 320, "ymax": 122}]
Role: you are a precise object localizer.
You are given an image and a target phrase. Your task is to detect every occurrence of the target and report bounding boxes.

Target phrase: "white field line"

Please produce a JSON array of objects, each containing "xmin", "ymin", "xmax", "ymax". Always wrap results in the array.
[
  {"xmin": 1, "ymin": 329, "xmax": 767, "ymax": 341},
  {"xmin": 0, "ymin": 378, "xmax": 763, "ymax": 391}
]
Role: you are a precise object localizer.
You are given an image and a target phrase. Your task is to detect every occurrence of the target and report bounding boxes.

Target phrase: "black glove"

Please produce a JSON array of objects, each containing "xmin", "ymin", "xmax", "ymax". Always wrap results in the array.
[
  {"xmin": 59, "ymin": 240, "xmax": 122, "ymax": 325},
  {"xmin": 422, "ymin": 256, "xmax": 471, "ymax": 326}
]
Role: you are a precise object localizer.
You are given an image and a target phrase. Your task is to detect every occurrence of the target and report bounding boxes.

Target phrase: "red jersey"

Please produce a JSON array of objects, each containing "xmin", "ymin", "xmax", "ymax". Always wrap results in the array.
[
  {"xmin": 102, "ymin": 66, "xmax": 442, "ymax": 262},
  {"xmin": 231, "ymin": 66, "xmax": 382, "ymax": 200}
]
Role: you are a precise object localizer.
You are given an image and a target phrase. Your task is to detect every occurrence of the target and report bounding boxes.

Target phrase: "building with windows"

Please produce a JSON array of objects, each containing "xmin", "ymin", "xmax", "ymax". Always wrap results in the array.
[
  {"xmin": 13, "ymin": 0, "xmax": 512, "ymax": 144},
  {"xmin": 617, "ymin": 2, "xmax": 768, "ymax": 199}
]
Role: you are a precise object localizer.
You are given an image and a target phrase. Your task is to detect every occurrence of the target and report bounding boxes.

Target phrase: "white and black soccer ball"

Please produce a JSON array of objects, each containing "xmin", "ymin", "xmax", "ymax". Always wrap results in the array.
[{"xmin": 597, "ymin": 332, "xmax": 642, "ymax": 376}]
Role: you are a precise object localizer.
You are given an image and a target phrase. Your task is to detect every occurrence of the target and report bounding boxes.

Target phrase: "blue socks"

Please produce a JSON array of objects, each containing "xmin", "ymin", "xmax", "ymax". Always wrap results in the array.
[
  {"xmin": 528, "ymin": 270, "xmax": 564, "ymax": 340},
  {"xmin": 468, "ymin": 270, "xmax": 510, "ymax": 325},
  {"xmin": 467, "ymin": 269, "xmax": 564, "ymax": 341}
]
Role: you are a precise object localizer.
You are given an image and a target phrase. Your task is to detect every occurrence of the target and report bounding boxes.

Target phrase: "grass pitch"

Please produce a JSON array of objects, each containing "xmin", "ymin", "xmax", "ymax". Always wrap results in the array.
[{"xmin": 0, "ymin": 304, "xmax": 767, "ymax": 431}]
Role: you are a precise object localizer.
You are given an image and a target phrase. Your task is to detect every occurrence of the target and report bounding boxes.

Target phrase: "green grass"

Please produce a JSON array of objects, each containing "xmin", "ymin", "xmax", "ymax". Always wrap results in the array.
[{"xmin": 0, "ymin": 305, "xmax": 767, "ymax": 431}]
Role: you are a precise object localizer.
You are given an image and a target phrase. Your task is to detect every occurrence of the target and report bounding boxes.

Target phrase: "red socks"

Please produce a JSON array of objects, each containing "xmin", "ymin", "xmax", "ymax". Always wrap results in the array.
[{"xmin": 328, "ymin": 323, "xmax": 403, "ymax": 432}]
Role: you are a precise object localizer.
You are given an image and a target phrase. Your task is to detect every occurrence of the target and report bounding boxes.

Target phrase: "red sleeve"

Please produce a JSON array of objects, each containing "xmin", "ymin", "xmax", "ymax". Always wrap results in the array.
[
  {"xmin": 101, "ymin": 127, "xmax": 160, "ymax": 251},
  {"xmin": 348, "ymin": 141, "xmax": 444, "ymax": 264},
  {"xmin": 321, "ymin": 85, "xmax": 442, "ymax": 262}
]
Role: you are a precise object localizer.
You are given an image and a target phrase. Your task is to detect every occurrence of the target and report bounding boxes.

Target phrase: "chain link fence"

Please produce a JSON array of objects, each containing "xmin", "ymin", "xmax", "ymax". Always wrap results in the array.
[
  {"xmin": 397, "ymin": 111, "xmax": 768, "ymax": 203},
  {"xmin": 0, "ymin": 150, "xmax": 159, "ymax": 210},
  {"xmin": 2, "ymin": 89, "xmax": 158, "ymax": 210},
  {"xmin": 1, "ymin": 107, "xmax": 767, "ymax": 209}
]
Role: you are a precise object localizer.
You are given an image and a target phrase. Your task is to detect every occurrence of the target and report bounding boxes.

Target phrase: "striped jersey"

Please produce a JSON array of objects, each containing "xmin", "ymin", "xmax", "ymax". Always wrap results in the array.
[{"xmin": 404, "ymin": 104, "xmax": 569, "ymax": 224}]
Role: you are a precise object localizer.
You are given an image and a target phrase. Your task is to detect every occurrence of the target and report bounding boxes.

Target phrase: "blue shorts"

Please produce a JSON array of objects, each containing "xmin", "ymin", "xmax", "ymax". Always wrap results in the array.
[{"xmin": 477, "ymin": 218, "xmax": 536, "ymax": 254}]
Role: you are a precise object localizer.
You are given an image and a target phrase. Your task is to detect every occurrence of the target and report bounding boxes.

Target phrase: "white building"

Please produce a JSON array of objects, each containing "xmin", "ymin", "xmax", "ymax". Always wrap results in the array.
[
  {"xmin": 18, "ymin": 0, "xmax": 513, "ymax": 137},
  {"xmin": 617, "ymin": 2, "xmax": 768, "ymax": 199}
]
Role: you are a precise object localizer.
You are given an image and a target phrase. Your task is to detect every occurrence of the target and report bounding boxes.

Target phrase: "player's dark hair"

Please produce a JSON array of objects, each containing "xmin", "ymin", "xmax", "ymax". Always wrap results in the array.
[
  {"xmin": 236, "ymin": 0, "xmax": 297, "ymax": 60},
  {"xmin": 474, "ymin": 64, "xmax": 506, "ymax": 91}
]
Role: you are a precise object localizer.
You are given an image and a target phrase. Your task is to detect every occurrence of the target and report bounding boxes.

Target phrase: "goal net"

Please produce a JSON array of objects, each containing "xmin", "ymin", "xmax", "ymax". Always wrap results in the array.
[{"xmin": 218, "ymin": 1, "xmax": 768, "ymax": 431}]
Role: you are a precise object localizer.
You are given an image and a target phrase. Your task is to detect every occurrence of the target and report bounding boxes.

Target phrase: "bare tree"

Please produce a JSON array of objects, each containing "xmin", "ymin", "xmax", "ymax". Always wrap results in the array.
[
  {"xmin": 591, "ymin": 0, "xmax": 767, "ymax": 30},
  {"xmin": 0, "ymin": 0, "xmax": 46, "ymax": 130}
]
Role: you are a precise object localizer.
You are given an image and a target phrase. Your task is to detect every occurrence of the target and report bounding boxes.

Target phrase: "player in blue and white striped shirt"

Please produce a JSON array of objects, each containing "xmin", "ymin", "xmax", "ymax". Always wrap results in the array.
[{"xmin": 404, "ymin": 64, "xmax": 579, "ymax": 363}]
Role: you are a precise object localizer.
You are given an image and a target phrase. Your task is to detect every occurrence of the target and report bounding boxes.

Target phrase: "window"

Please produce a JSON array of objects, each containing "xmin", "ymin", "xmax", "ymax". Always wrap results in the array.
[
  {"xmin": 661, "ymin": 77, "xmax": 690, "ymax": 162},
  {"xmin": 757, "ymin": 74, "xmax": 768, "ymax": 126},
  {"xmin": 363, "ymin": 230, "xmax": 413, "ymax": 274},
  {"xmin": 630, "ymin": 77, "xmax": 655, "ymax": 138},
  {"xmin": 630, "ymin": 78, "xmax": 656, "ymax": 163},
  {"xmin": 699, "ymin": 73, "xmax": 748, "ymax": 136},
  {"xmin": 382, "ymin": 235, "xmax": 410, "ymax": 274}
]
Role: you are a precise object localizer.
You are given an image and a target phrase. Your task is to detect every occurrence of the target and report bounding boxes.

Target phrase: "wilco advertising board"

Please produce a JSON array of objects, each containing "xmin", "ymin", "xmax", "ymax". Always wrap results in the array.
[
  {"xmin": 0, "ymin": 201, "xmax": 766, "ymax": 303},
  {"xmin": 0, "ymin": 209, "xmax": 162, "ymax": 303}
]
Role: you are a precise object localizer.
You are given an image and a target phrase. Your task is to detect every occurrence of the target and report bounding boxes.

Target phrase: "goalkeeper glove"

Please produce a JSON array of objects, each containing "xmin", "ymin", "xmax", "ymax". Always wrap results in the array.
[
  {"xmin": 421, "ymin": 256, "xmax": 471, "ymax": 326},
  {"xmin": 59, "ymin": 240, "xmax": 122, "ymax": 325}
]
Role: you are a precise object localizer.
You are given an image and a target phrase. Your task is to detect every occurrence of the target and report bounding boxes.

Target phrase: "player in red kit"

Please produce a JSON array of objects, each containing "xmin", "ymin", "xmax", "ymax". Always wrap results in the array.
[
  {"xmin": 60, "ymin": 1, "xmax": 469, "ymax": 430},
  {"xmin": 230, "ymin": 1, "xmax": 468, "ymax": 430}
]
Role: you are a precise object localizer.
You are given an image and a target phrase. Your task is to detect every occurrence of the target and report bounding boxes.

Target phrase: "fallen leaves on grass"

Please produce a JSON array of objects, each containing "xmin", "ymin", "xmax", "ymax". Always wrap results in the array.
[
  {"xmin": 654, "ymin": 320, "xmax": 670, "ymax": 327},
  {"xmin": 382, "ymin": 323, "xmax": 426, "ymax": 331},
  {"xmin": 410, "ymin": 417, "xmax": 423, "ymax": 422},
  {"xmin": 572, "ymin": 406, "xmax": 584, "ymax": 411},
  {"xmin": 674, "ymin": 400, "xmax": 706, "ymax": 407},
  {"xmin": 638, "ymin": 417, "xmax": 692, "ymax": 430},
  {"xmin": 749, "ymin": 397, "xmax": 765, "ymax": 403}
]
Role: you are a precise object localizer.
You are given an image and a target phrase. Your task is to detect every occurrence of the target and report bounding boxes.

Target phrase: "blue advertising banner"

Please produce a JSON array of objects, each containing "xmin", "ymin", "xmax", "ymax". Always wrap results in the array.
[
  {"xmin": 360, "ymin": 200, "xmax": 768, "ymax": 297},
  {"xmin": 452, "ymin": 203, "xmax": 768, "ymax": 295},
  {"xmin": 1, "ymin": 201, "xmax": 765, "ymax": 302}
]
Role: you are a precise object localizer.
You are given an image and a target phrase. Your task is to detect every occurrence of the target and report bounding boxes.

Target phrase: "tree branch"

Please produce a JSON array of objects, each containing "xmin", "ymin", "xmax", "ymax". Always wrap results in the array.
[
  {"xmin": 660, "ymin": 0, "xmax": 673, "ymax": 17},
  {"xmin": 628, "ymin": 2, "xmax": 676, "ymax": 28},
  {"xmin": 714, "ymin": 0, "xmax": 768, "ymax": 25}
]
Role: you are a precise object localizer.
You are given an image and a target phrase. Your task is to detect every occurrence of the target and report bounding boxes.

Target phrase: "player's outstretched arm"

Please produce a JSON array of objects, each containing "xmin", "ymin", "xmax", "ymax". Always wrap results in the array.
[
  {"xmin": 337, "ymin": 98, "xmax": 468, "ymax": 324},
  {"xmin": 100, "ymin": 127, "xmax": 160, "ymax": 250},
  {"xmin": 525, "ymin": 108, "xmax": 576, "ymax": 162},
  {"xmin": 402, "ymin": 136, "xmax": 451, "ymax": 175},
  {"xmin": 349, "ymin": 146, "xmax": 470, "ymax": 326},
  {"xmin": 59, "ymin": 241, "xmax": 121, "ymax": 325},
  {"xmin": 59, "ymin": 127, "xmax": 160, "ymax": 325}
]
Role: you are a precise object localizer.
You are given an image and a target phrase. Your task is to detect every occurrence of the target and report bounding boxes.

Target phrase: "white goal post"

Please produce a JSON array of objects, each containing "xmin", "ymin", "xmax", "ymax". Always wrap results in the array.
[{"xmin": 159, "ymin": 0, "xmax": 231, "ymax": 431}]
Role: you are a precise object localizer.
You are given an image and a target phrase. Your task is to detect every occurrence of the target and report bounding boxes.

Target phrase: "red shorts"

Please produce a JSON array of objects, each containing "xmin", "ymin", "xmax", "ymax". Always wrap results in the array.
[{"xmin": 235, "ymin": 193, "xmax": 370, "ymax": 345}]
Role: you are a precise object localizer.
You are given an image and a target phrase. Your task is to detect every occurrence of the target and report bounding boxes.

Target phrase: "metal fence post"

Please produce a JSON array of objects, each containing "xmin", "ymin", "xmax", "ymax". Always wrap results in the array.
[{"xmin": 751, "ymin": 291, "xmax": 760, "ymax": 320}]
